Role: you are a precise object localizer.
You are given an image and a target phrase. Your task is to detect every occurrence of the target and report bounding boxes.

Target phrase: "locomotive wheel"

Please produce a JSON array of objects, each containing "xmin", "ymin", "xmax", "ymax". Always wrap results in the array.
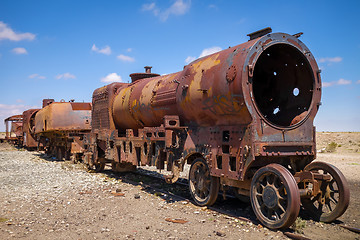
[
  {"xmin": 301, "ymin": 161, "xmax": 350, "ymax": 222},
  {"xmin": 250, "ymin": 164, "xmax": 300, "ymax": 229},
  {"xmin": 87, "ymin": 157, "xmax": 105, "ymax": 172},
  {"xmin": 56, "ymin": 147, "xmax": 63, "ymax": 161},
  {"xmin": 94, "ymin": 162, "xmax": 105, "ymax": 172},
  {"xmin": 111, "ymin": 161, "xmax": 136, "ymax": 172},
  {"xmin": 64, "ymin": 150, "xmax": 71, "ymax": 161},
  {"xmin": 71, "ymin": 154, "xmax": 78, "ymax": 164},
  {"xmin": 189, "ymin": 158, "xmax": 219, "ymax": 206}
]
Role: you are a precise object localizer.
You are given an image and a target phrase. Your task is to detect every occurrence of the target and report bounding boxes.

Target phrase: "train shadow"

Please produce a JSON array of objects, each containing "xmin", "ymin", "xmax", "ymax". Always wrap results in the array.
[
  {"xmin": 100, "ymin": 166, "xmax": 259, "ymax": 225},
  {"xmin": 35, "ymin": 151, "xmax": 64, "ymax": 162},
  {"xmin": 30, "ymin": 153, "xmax": 262, "ymax": 226},
  {"xmin": 29, "ymin": 150, "xmax": 352, "ymax": 236}
]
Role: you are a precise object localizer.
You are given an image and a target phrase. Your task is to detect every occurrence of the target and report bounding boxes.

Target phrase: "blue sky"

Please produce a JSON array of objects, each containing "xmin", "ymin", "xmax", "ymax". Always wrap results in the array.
[{"xmin": 0, "ymin": 0, "xmax": 359, "ymax": 132}]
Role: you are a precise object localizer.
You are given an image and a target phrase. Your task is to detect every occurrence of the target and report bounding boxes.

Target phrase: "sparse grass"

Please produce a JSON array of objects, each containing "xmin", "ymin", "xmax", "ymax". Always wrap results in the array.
[
  {"xmin": 326, "ymin": 142, "xmax": 338, "ymax": 153},
  {"xmin": 348, "ymin": 163, "xmax": 360, "ymax": 165},
  {"xmin": 0, "ymin": 217, "xmax": 9, "ymax": 222},
  {"xmin": 291, "ymin": 217, "xmax": 306, "ymax": 234}
]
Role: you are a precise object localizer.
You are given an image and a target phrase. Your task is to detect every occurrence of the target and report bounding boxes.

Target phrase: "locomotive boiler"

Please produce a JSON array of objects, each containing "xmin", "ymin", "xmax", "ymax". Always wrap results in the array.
[{"xmin": 83, "ymin": 28, "xmax": 349, "ymax": 229}]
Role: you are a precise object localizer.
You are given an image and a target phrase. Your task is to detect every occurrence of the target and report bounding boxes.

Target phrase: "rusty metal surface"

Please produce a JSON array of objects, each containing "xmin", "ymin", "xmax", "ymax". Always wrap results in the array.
[
  {"xmin": 301, "ymin": 161, "xmax": 350, "ymax": 222},
  {"xmin": 34, "ymin": 100, "xmax": 91, "ymax": 160},
  {"xmin": 22, "ymin": 109, "xmax": 40, "ymax": 148},
  {"xmin": 92, "ymin": 82, "xmax": 126, "ymax": 132},
  {"xmin": 4, "ymin": 114, "xmax": 23, "ymax": 144},
  {"xmin": 35, "ymin": 101, "xmax": 91, "ymax": 134},
  {"xmin": 74, "ymin": 29, "xmax": 347, "ymax": 228},
  {"xmin": 108, "ymin": 30, "xmax": 321, "ymax": 182},
  {"xmin": 340, "ymin": 224, "xmax": 360, "ymax": 234}
]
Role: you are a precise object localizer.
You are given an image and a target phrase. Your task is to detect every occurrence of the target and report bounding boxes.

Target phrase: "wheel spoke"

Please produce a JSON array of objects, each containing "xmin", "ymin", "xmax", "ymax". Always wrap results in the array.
[
  {"xmin": 274, "ymin": 207, "xmax": 284, "ymax": 220},
  {"xmin": 326, "ymin": 202, "xmax": 332, "ymax": 212},
  {"xmin": 317, "ymin": 203, "xmax": 323, "ymax": 212},
  {"xmin": 266, "ymin": 174, "xmax": 271, "ymax": 185},
  {"xmin": 330, "ymin": 196, "xmax": 338, "ymax": 204},
  {"xmin": 267, "ymin": 208, "xmax": 273, "ymax": 219},
  {"xmin": 277, "ymin": 202, "xmax": 286, "ymax": 213},
  {"xmin": 310, "ymin": 194, "xmax": 320, "ymax": 203}
]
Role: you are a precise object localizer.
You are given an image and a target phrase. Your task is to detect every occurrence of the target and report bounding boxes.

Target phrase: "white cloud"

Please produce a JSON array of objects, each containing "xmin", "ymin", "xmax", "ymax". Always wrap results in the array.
[
  {"xmin": 91, "ymin": 44, "xmax": 111, "ymax": 55},
  {"xmin": 208, "ymin": 4, "xmax": 217, "ymax": 9},
  {"xmin": 142, "ymin": 0, "xmax": 191, "ymax": 22},
  {"xmin": 185, "ymin": 46, "xmax": 222, "ymax": 64},
  {"xmin": 322, "ymin": 78, "xmax": 352, "ymax": 87},
  {"xmin": 126, "ymin": 48, "xmax": 133, "ymax": 52},
  {"xmin": 29, "ymin": 73, "xmax": 46, "ymax": 79},
  {"xmin": 337, "ymin": 78, "xmax": 351, "ymax": 85},
  {"xmin": 101, "ymin": 73, "xmax": 123, "ymax": 83},
  {"xmin": 322, "ymin": 82, "xmax": 334, "ymax": 87},
  {"xmin": 356, "ymin": 80, "xmax": 360, "ymax": 84},
  {"xmin": 117, "ymin": 54, "xmax": 135, "ymax": 62},
  {"xmin": 12, "ymin": 47, "xmax": 28, "ymax": 55},
  {"xmin": 142, "ymin": 2, "xmax": 157, "ymax": 11},
  {"xmin": 0, "ymin": 21, "xmax": 36, "ymax": 41},
  {"xmin": 185, "ymin": 56, "xmax": 196, "ymax": 64},
  {"xmin": 199, "ymin": 46, "xmax": 222, "ymax": 58},
  {"xmin": 318, "ymin": 57, "xmax": 342, "ymax": 64},
  {"xmin": 55, "ymin": 73, "xmax": 76, "ymax": 80}
]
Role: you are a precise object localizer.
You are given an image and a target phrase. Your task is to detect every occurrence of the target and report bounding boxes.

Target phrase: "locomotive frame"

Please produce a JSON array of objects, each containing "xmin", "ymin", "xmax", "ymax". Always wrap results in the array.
[{"xmin": 81, "ymin": 28, "xmax": 350, "ymax": 229}]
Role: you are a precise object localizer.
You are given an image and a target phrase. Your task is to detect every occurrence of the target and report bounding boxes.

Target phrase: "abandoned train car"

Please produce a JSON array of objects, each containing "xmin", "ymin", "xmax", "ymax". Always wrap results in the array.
[
  {"xmin": 81, "ymin": 28, "xmax": 349, "ymax": 229},
  {"xmin": 34, "ymin": 98, "xmax": 92, "ymax": 161}
]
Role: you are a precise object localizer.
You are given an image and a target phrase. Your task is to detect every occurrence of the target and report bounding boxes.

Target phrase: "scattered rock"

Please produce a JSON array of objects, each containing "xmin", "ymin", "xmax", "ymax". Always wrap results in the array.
[{"xmin": 215, "ymin": 230, "xmax": 226, "ymax": 237}]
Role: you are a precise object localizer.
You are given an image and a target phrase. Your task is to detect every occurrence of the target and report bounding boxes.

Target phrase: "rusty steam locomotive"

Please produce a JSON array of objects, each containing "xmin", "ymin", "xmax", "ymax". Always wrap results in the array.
[{"xmin": 4, "ymin": 28, "xmax": 350, "ymax": 230}]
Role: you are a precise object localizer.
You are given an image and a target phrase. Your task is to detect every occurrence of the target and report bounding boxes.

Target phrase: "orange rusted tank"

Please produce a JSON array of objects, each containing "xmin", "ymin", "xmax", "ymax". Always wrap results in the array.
[
  {"xmin": 35, "ymin": 101, "xmax": 91, "ymax": 133},
  {"xmin": 35, "ymin": 99, "xmax": 91, "ymax": 160},
  {"xmin": 112, "ymin": 30, "xmax": 320, "ymax": 134}
]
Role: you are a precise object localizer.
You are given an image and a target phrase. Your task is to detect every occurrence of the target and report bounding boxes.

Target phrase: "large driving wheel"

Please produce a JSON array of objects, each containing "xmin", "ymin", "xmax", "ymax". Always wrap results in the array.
[
  {"xmin": 111, "ymin": 161, "xmax": 136, "ymax": 172},
  {"xmin": 87, "ymin": 157, "xmax": 105, "ymax": 172},
  {"xmin": 250, "ymin": 164, "xmax": 300, "ymax": 229},
  {"xmin": 189, "ymin": 158, "xmax": 219, "ymax": 206},
  {"xmin": 301, "ymin": 161, "xmax": 350, "ymax": 222}
]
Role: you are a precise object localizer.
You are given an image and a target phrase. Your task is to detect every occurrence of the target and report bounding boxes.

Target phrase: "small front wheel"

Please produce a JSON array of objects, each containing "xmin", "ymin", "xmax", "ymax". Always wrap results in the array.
[
  {"xmin": 189, "ymin": 158, "xmax": 219, "ymax": 206},
  {"xmin": 301, "ymin": 161, "xmax": 350, "ymax": 222}
]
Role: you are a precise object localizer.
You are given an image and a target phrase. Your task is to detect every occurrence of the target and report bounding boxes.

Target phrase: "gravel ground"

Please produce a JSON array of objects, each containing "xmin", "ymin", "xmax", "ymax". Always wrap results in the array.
[
  {"xmin": 0, "ymin": 141, "xmax": 359, "ymax": 240},
  {"xmin": 0, "ymin": 143, "xmax": 286, "ymax": 240}
]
